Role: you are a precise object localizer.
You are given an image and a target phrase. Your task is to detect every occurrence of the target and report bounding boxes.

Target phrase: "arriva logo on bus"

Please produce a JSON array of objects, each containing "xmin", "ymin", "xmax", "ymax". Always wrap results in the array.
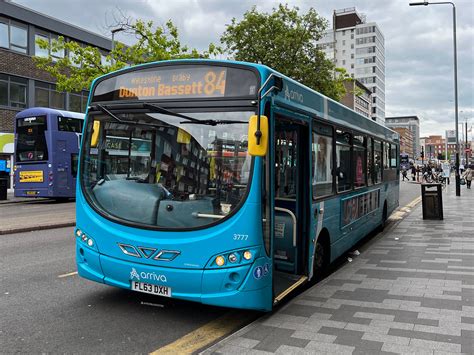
[
  {"xmin": 130, "ymin": 268, "xmax": 168, "ymax": 283},
  {"xmin": 284, "ymin": 86, "xmax": 304, "ymax": 104}
]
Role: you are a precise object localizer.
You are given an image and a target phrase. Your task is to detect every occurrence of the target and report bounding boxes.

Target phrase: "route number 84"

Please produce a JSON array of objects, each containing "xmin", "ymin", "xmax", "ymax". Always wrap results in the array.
[{"xmin": 233, "ymin": 234, "xmax": 249, "ymax": 241}]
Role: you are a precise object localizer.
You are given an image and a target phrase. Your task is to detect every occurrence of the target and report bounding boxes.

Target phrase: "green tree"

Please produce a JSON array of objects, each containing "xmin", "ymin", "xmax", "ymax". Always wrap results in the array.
[
  {"xmin": 34, "ymin": 19, "xmax": 220, "ymax": 92},
  {"xmin": 221, "ymin": 4, "xmax": 349, "ymax": 101}
]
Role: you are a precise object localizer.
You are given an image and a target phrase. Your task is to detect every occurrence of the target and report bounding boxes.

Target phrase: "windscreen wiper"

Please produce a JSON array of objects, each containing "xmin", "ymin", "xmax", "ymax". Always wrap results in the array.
[
  {"xmin": 143, "ymin": 102, "xmax": 246, "ymax": 126},
  {"xmin": 90, "ymin": 104, "xmax": 168, "ymax": 128},
  {"xmin": 143, "ymin": 103, "xmax": 201, "ymax": 123},
  {"xmin": 179, "ymin": 119, "xmax": 247, "ymax": 126}
]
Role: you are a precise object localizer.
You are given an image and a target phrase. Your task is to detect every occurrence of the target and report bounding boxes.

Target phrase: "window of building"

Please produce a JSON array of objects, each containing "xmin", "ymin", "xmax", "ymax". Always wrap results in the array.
[
  {"xmin": 69, "ymin": 91, "xmax": 89, "ymax": 112},
  {"xmin": 336, "ymin": 129, "xmax": 352, "ymax": 193},
  {"xmin": 351, "ymin": 53, "xmax": 354, "ymax": 59},
  {"xmin": 0, "ymin": 74, "xmax": 27, "ymax": 108},
  {"xmin": 342, "ymin": 40, "xmax": 346, "ymax": 45},
  {"xmin": 312, "ymin": 123, "xmax": 333, "ymax": 199},
  {"xmin": 34, "ymin": 81, "xmax": 65, "ymax": 109},
  {"xmin": 0, "ymin": 18, "xmax": 28, "ymax": 54},
  {"xmin": 342, "ymin": 60, "xmax": 346, "ymax": 65},
  {"xmin": 35, "ymin": 31, "xmax": 65, "ymax": 60}
]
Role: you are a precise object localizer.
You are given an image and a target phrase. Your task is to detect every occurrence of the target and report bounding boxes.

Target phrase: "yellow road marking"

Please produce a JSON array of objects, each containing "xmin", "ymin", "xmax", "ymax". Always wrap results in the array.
[
  {"xmin": 274, "ymin": 275, "xmax": 308, "ymax": 304},
  {"xmin": 58, "ymin": 271, "xmax": 78, "ymax": 278},
  {"xmin": 150, "ymin": 311, "xmax": 256, "ymax": 354},
  {"xmin": 406, "ymin": 196, "xmax": 422, "ymax": 209}
]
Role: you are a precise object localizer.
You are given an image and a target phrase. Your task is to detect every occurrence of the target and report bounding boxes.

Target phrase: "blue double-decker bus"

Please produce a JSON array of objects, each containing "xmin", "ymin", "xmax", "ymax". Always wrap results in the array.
[
  {"xmin": 76, "ymin": 60, "xmax": 399, "ymax": 311},
  {"xmin": 14, "ymin": 107, "xmax": 84, "ymax": 199}
]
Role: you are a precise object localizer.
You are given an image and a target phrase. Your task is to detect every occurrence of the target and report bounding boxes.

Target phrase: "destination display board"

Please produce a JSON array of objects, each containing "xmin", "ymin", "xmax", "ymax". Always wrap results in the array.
[{"xmin": 92, "ymin": 65, "xmax": 259, "ymax": 102}]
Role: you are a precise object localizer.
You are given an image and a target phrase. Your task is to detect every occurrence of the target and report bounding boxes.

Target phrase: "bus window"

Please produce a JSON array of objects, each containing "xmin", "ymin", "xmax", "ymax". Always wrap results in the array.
[
  {"xmin": 374, "ymin": 140, "xmax": 382, "ymax": 183},
  {"xmin": 353, "ymin": 134, "xmax": 366, "ymax": 188},
  {"xmin": 390, "ymin": 143, "xmax": 398, "ymax": 168},
  {"xmin": 15, "ymin": 116, "xmax": 49, "ymax": 162},
  {"xmin": 367, "ymin": 137, "xmax": 374, "ymax": 186},
  {"xmin": 383, "ymin": 142, "xmax": 390, "ymax": 169},
  {"xmin": 336, "ymin": 129, "xmax": 351, "ymax": 193},
  {"xmin": 312, "ymin": 123, "xmax": 333, "ymax": 198},
  {"xmin": 58, "ymin": 116, "xmax": 83, "ymax": 133}
]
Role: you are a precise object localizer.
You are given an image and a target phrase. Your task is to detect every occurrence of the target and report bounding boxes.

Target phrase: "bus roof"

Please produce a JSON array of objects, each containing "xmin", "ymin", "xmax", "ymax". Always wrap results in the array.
[{"xmin": 15, "ymin": 107, "xmax": 85, "ymax": 120}]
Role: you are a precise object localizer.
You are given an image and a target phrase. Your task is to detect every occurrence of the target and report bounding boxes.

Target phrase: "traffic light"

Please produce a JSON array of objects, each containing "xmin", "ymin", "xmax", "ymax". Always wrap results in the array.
[{"xmin": 420, "ymin": 151, "xmax": 424, "ymax": 158}]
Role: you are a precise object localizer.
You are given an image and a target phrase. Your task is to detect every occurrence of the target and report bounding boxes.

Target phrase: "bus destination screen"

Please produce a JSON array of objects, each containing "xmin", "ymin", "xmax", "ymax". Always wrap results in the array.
[{"xmin": 92, "ymin": 65, "xmax": 259, "ymax": 102}]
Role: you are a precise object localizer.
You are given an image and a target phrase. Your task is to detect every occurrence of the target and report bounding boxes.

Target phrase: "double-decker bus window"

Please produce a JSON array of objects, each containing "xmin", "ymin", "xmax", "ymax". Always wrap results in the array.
[
  {"xmin": 336, "ymin": 129, "xmax": 352, "ymax": 193},
  {"xmin": 367, "ymin": 137, "xmax": 374, "ymax": 186},
  {"xmin": 353, "ymin": 134, "xmax": 366, "ymax": 188},
  {"xmin": 15, "ymin": 116, "xmax": 49, "ymax": 162},
  {"xmin": 374, "ymin": 140, "xmax": 382, "ymax": 184},
  {"xmin": 58, "ymin": 116, "xmax": 83, "ymax": 133},
  {"xmin": 312, "ymin": 122, "xmax": 333, "ymax": 198}
]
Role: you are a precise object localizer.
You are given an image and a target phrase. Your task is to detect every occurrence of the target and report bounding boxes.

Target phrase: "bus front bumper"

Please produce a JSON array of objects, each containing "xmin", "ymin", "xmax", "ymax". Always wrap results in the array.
[{"xmin": 76, "ymin": 243, "xmax": 272, "ymax": 311}]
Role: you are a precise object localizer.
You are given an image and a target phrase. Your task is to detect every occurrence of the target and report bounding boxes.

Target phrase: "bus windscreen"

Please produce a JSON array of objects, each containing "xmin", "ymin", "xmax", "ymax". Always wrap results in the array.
[
  {"xmin": 15, "ymin": 116, "xmax": 49, "ymax": 162},
  {"xmin": 91, "ymin": 65, "xmax": 259, "ymax": 103}
]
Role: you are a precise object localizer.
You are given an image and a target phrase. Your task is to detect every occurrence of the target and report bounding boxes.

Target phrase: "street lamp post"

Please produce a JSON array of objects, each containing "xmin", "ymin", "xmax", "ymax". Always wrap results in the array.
[
  {"xmin": 111, "ymin": 27, "xmax": 125, "ymax": 65},
  {"xmin": 409, "ymin": 1, "xmax": 461, "ymax": 196}
]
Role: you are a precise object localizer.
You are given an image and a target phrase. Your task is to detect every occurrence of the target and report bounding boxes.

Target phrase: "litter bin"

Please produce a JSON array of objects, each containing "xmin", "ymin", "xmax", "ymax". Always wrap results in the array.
[
  {"xmin": 421, "ymin": 183, "xmax": 443, "ymax": 220},
  {"xmin": 0, "ymin": 172, "xmax": 8, "ymax": 200}
]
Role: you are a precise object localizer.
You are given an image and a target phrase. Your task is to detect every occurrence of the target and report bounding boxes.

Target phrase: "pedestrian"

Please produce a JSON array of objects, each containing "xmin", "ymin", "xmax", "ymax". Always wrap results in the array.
[
  {"xmin": 460, "ymin": 163, "xmax": 465, "ymax": 174},
  {"xmin": 462, "ymin": 166, "xmax": 472, "ymax": 189},
  {"xmin": 402, "ymin": 168, "xmax": 408, "ymax": 181},
  {"xmin": 411, "ymin": 165, "xmax": 416, "ymax": 181}
]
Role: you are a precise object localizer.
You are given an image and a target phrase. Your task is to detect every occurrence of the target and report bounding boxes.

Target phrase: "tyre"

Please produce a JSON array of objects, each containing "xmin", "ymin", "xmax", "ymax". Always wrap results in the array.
[{"xmin": 313, "ymin": 238, "xmax": 328, "ymax": 280}]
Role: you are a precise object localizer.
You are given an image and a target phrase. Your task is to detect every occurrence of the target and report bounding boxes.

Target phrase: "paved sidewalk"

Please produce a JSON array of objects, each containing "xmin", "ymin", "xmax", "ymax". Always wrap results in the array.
[
  {"xmin": 205, "ymin": 185, "xmax": 474, "ymax": 354},
  {"xmin": 0, "ymin": 191, "xmax": 49, "ymax": 204},
  {"xmin": 0, "ymin": 196, "xmax": 75, "ymax": 234}
]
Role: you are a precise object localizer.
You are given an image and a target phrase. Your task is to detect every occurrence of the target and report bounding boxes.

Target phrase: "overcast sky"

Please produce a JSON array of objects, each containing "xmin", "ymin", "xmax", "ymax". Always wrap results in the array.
[{"xmin": 14, "ymin": 0, "xmax": 474, "ymax": 138}]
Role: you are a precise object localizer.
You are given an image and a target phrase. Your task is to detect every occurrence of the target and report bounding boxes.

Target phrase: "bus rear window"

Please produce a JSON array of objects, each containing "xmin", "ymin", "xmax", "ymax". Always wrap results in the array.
[
  {"xmin": 58, "ymin": 117, "xmax": 83, "ymax": 132},
  {"xmin": 16, "ymin": 116, "xmax": 49, "ymax": 162}
]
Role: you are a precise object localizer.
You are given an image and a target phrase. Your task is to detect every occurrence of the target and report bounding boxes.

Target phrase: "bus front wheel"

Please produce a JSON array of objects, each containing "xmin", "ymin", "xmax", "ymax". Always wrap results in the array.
[{"xmin": 313, "ymin": 234, "xmax": 329, "ymax": 280}]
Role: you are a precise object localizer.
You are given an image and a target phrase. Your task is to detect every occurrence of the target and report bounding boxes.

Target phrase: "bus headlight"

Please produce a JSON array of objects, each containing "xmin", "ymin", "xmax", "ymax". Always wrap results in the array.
[
  {"xmin": 228, "ymin": 253, "xmax": 238, "ymax": 263},
  {"xmin": 75, "ymin": 229, "xmax": 82, "ymax": 237},
  {"xmin": 243, "ymin": 250, "xmax": 252, "ymax": 260},
  {"xmin": 215, "ymin": 255, "xmax": 225, "ymax": 266}
]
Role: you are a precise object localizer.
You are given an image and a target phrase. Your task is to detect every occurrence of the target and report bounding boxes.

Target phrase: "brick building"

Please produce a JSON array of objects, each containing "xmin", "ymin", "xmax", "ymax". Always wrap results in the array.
[
  {"xmin": 0, "ymin": 0, "xmax": 112, "ymax": 187},
  {"xmin": 392, "ymin": 127, "xmax": 414, "ymax": 159}
]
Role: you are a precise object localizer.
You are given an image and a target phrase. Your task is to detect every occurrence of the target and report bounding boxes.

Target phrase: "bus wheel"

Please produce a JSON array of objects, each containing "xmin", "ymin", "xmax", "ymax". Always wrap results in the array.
[
  {"xmin": 313, "ymin": 237, "xmax": 328, "ymax": 280},
  {"xmin": 380, "ymin": 202, "xmax": 388, "ymax": 230}
]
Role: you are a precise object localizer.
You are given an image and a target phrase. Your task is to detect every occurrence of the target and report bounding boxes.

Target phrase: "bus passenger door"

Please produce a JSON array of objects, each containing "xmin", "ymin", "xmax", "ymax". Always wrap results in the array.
[{"xmin": 272, "ymin": 112, "xmax": 311, "ymax": 303}]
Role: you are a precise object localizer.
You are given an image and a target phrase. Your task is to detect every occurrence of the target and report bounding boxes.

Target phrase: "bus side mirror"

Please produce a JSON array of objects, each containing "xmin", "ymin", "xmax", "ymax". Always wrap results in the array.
[
  {"xmin": 248, "ymin": 115, "xmax": 268, "ymax": 157},
  {"xmin": 90, "ymin": 120, "xmax": 101, "ymax": 148}
]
